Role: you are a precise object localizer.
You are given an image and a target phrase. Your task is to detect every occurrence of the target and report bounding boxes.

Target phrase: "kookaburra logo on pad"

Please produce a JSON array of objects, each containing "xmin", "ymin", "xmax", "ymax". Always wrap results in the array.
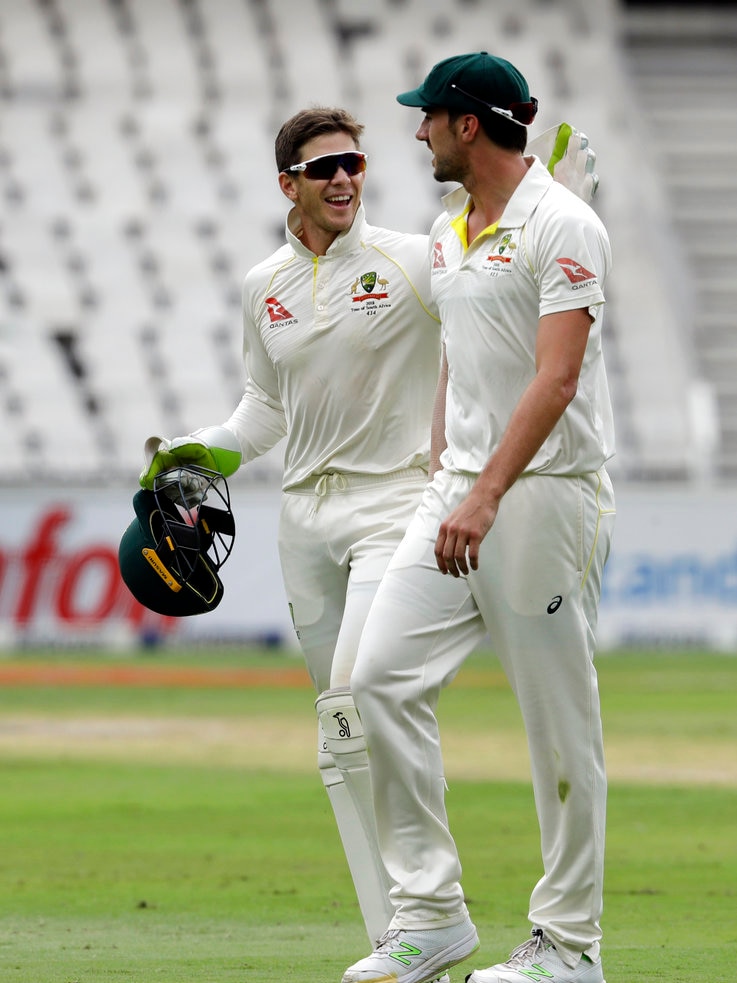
[{"xmin": 333, "ymin": 711, "xmax": 351, "ymax": 737}]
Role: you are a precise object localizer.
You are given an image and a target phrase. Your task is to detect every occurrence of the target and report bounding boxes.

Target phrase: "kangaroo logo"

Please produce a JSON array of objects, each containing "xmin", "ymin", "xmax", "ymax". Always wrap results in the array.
[
  {"xmin": 432, "ymin": 241, "xmax": 446, "ymax": 269},
  {"xmin": 265, "ymin": 297, "xmax": 295, "ymax": 322},
  {"xmin": 555, "ymin": 258, "xmax": 596, "ymax": 284}
]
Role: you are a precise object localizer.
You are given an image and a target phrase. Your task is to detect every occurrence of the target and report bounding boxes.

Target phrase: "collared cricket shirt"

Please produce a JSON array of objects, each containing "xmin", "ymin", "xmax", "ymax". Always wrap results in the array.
[
  {"xmin": 430, "ymin": 157, "xmax": 615, "ymax": 477},
  {"xmin": 226, "ymin": 204, "xmax": 440, "ymax": 489}
]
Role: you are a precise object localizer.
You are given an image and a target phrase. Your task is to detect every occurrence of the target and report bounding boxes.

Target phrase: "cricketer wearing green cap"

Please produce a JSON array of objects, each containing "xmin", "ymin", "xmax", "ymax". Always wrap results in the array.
[{"xmin": 342, "ymin": 46, "xmax": 612, "ymax": 983}]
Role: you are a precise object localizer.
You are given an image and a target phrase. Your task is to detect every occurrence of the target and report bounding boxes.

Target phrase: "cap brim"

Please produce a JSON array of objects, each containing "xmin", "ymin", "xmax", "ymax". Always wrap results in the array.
[{"xmin": 396, "ymin": 88, "xmax": 427, "ymax": 107}]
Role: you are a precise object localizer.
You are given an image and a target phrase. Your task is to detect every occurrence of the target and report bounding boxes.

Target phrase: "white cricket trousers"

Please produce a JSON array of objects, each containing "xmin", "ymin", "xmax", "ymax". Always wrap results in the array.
[
  {"xmin": 351, "ymin": 467, "xmax": 615, "ymax": 959},
  {"xmin": 277, "ymin": 468, "xmax": 430, "ymax": 943},
  {"xmin": 278, "ymin": 468, "xmax": 430, "ymax": 692}
]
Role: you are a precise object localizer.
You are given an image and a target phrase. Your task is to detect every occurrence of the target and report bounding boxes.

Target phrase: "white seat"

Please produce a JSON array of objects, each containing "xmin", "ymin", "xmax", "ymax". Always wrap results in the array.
[
  {"xmin": 0, "ymin": 321, "xmax": 101, "ymax": 478},
  {"xmin": 0, "ymin": 2, "xmax": 61, "ymax": 95}
]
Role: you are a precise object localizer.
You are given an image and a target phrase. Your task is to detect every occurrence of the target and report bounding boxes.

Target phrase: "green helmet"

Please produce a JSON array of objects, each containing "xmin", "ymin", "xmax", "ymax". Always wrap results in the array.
[{"xmin": 118, "ymin": 466, "xmax": 236, "ymax": 616}]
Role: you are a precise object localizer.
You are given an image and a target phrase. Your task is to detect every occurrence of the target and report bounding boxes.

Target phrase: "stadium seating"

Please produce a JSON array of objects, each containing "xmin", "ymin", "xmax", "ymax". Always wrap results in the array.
[
  {"xmin": 0, "ymin": 0, "xmax": 732, "ymax": 485},
  {"xmin": 623, "ymin": 4, "xmax": 737, "ymax": 481}
]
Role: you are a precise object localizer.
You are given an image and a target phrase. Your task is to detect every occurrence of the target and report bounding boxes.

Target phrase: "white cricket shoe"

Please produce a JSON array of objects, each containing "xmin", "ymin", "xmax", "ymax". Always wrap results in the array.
[
  {"xmin": 342, "ymin": 917, "xmax": 479, "ymax": 983},
  {"xmin": 466, "ymin": 929, "xmax": 605, "ymax": 983}
]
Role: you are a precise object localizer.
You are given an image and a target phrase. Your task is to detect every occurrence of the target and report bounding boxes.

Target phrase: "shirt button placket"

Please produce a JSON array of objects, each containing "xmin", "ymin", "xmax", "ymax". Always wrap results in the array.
[{"xmin": 315, "ymin": 271, "xmax": 329, "ymax": 325}]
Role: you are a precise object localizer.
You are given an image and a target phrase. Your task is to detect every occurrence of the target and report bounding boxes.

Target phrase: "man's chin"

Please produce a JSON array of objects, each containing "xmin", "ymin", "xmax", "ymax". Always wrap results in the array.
[{"xmin": 327, "ymin": 207, "xmax": 358, "ymax": 229}]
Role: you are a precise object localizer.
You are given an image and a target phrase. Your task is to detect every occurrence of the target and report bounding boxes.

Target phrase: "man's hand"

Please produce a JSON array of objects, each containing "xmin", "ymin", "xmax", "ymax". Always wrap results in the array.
[
  {"xmin": 435, "ymin": 488, "xmax": 499, "ymax": 578},
  {"xmin": 139, "ymin": 435, "xmax": 215, "ymax": 490},
  {"xmin": 139, "ymin": 425, "xmax": 242, "ymax": 490}
]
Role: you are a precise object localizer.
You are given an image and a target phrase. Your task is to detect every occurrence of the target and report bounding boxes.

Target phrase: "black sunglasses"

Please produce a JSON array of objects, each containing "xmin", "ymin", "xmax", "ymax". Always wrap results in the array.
[
  {"xmin": 284, "ymin": 151, "xmax": 368, "ymax": 181},
  {"xmin": 450, "ymin": 83, "xmax": 538, "ymax": 126}
]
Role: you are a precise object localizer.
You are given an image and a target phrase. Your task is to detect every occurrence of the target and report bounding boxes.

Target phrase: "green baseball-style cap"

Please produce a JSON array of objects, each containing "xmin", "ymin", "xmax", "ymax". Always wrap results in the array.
[{"xmin": 397, "ymin": 51, "xmax": 538, "ymax": 125}]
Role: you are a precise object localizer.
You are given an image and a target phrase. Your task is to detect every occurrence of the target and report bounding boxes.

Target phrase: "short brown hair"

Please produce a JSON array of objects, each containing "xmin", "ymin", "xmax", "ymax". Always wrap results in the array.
[
  {"xmin": 274, "ymin": 107, "xmax": 365, "ymax": 172},
  {"xmin": 448, "ymin": 106, "xmax": 527, "ymax": 153}
]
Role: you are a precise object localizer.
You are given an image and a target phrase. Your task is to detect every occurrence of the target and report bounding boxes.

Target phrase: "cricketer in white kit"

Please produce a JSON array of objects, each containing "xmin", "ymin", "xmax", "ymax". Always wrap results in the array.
[
  {"xmin": 139, "ymin": 101, "xmax": 602, "ymax": 970},
  {"xmin": 226, "ymin": 187, "xmax": 441, "ymax": 947},
  {"xmin": 344, "ymin": 51, "xmax": 614, "ymax": 983}
]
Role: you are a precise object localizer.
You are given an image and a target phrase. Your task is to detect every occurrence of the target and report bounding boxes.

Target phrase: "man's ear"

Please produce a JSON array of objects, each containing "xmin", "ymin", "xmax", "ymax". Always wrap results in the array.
[
  {"xmin": 278, "ymin": 171, "xmax": 298, "ymax": 201},
  {"xmin": 458, "ymin": 113, "xmax": 481, "ymax": 143}
]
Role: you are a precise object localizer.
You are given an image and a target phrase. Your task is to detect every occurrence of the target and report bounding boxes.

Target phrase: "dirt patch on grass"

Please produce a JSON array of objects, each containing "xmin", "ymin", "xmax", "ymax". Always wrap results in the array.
[
  {"xmin": 0, "ymin": 662, "xmax": 312, "ymax": 689},
  {"xmin": 0, "ymin": 714, "xmax": 315, "ymax": 771},
  {"xmin": 1, "ymin": 662, "xmax": 734, "ymax": 786},
  {"xmin": 2, "ymin": 713, "xmax": 735, "ymax": 787}
]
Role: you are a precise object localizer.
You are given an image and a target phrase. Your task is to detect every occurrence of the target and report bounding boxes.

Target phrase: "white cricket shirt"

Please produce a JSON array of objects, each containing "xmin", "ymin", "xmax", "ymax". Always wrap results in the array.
[
  {"xmin": 226, "ymin": 204, "xmax": 441, "ymax": 490},
  {"xmin": 431, "ymin": 157, "xmax": 615, "ymax": 477}
]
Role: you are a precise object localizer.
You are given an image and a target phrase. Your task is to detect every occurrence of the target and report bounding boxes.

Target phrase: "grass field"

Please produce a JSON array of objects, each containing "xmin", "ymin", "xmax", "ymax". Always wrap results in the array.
[{"xmin": 0, "ymin": 647, "xmax": 735, "ymax": 982}]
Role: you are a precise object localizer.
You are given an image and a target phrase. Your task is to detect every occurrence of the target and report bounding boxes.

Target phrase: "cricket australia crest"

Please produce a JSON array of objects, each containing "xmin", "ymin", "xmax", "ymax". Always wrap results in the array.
[{"xmin": 349, "ymin": 271, "xmax": 392, "ymax": 314}]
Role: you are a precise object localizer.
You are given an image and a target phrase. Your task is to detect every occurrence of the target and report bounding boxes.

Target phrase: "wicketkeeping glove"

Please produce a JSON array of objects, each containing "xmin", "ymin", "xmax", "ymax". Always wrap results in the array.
[
  {"xmin": 139, "ymin": 425, "xmax": 242, "ymax": 490},
  {"xmin": 527, "ymin": 122, "xmax": 599, "ymax": 203}
]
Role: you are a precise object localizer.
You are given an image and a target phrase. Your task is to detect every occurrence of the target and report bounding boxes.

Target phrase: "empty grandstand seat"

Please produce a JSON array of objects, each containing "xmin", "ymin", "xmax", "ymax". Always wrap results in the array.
[{"xmin": 0, "ymin": 0, "xmax": 718, "ymax": 484}]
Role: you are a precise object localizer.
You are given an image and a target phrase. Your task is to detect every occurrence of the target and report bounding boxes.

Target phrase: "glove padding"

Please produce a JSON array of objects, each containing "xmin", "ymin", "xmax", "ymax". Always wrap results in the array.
[
  {"xmin": 528, "ymin": 122, "xmax": 599, "ymax": 203},
  {"xmin": 139, "ymin": 425, "xmax": 242, "ymax": 490}
]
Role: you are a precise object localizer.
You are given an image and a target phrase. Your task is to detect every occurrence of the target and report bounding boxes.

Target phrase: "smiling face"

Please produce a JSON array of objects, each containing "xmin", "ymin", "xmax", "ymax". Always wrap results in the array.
[{"xmin": 278, "ymin": 130, "xmax": 365, "ymax": 256}]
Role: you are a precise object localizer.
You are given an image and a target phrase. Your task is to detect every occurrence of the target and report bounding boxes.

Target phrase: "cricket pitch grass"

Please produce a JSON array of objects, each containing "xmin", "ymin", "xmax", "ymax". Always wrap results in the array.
[{"xmin": 0, "ymin": 647, "xmax": 735, "ymax": 982}]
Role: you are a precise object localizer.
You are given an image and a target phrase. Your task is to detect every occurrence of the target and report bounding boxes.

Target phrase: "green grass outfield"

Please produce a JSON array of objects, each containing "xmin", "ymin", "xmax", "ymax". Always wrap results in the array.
[{"xmin": 0, "ymin": 647, "xmax": 735, "ymax": 982}]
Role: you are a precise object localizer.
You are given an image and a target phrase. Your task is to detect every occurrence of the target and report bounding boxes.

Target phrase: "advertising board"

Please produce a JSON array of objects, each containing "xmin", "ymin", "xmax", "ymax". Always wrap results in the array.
[{"xmin": 1, "ymin": 485, "xmax": 735, "ymax": 651}]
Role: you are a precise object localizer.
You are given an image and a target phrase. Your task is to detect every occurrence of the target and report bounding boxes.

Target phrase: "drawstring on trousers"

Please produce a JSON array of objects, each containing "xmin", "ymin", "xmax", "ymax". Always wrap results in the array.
[{"xmin": 312, "ymin": 472, "xmax": 348, "ymax": 514}]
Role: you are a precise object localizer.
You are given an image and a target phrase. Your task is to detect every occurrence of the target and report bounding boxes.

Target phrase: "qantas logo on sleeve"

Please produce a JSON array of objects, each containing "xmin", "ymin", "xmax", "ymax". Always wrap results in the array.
[
  {"xmin": 265, "ymin": 297, "xmax": 296, "ymax": 323},
  {"xmin": 432, "ymin": 242, "xmax": 447, "ymax": 269},
  {"xmin": 556, "ymin": 258, "xmax": 597, "ymax": 284}
]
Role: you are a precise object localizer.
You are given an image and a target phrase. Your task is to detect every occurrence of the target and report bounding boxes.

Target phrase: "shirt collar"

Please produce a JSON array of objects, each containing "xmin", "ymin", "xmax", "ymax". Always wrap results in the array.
[
  {"xmin": 286, "ymin": 202, "xmax": 368, "ymax": 258},
  {"xmin": 441, "ymin": 156, "xmax": 553, "ymax": 238}
]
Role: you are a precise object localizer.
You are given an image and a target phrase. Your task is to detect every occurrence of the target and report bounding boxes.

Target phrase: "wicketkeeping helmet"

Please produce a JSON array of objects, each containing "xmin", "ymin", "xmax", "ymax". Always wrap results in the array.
[{"xmin": 118, "ymin": 465, "xmax": 236, "ymax": 616}]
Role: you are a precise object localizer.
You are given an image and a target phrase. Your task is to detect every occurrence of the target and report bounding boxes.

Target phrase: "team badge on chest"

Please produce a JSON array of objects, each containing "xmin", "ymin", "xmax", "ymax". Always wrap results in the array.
[
  {"xmin": 483, "ymin": 232, "xmax": 518, "ymax": 276},
  {"xmin": 349, "ymin": 271, "xmax": 392, "ymax": 314}
]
